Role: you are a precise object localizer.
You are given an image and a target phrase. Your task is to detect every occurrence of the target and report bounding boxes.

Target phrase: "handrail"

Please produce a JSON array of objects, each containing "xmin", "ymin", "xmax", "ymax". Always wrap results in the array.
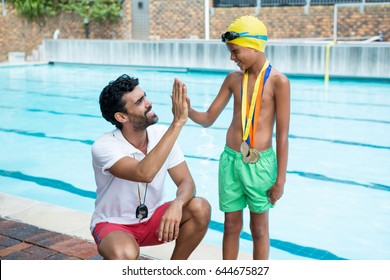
[{"xmin": 324, "ymin": 41, "xmax": 336, "ymax": 86}]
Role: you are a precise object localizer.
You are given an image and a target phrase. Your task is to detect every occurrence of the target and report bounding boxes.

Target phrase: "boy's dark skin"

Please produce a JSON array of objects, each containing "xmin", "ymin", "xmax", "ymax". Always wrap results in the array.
[{"xmin": 186, "ymin": 42, "xmax": 290, "ymax": 259}]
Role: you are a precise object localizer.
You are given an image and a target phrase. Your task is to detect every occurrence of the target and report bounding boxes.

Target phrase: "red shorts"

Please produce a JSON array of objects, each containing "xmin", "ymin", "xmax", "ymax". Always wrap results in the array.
[{"xmin": 92, "ymin": 202, "xmax": 170, "ymax": 247}]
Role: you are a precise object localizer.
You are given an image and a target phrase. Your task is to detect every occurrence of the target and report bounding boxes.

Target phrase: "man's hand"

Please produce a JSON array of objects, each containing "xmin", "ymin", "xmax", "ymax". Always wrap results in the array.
[
  {"xmin": 171, "ymin": 78, "xmax": 188, "ymax": 127},
  {"xmin": 157, "ymin": 200, "xmax": 183, "ymax": 242}
]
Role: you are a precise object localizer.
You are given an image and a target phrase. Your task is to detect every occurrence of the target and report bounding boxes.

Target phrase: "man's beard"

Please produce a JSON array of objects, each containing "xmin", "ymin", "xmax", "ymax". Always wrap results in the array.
[{"xmin": 130, "ymin": 108, "xmax": 159, "ymax": 131}]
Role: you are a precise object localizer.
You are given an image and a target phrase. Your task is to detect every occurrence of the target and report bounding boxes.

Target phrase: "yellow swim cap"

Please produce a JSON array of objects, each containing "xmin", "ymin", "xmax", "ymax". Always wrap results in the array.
[{"xmin": 224, "ymin": 15, "xmax": 268, "ymax": 53}]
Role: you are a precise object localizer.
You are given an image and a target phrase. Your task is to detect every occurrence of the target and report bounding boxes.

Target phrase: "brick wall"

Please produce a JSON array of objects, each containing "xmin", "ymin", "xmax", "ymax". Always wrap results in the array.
[
  {"xmin": 0, "ymin": 1, "xmax": 388, "ymax": 62},
  {"xmin": 149, "ymin": 0, "xmax": 205, "ymax": 39},
  {"xmin": 210, "ymin": 5, "xmax": 389, "ymax": 40}
]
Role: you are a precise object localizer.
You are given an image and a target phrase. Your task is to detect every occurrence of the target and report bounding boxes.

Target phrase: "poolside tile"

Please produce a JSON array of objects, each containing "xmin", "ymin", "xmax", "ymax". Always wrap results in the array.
[
  {"xmin": 1, "ymin": 251, "xmax": 33, "ymax": 260},
  {"xmin": 5, "ymin": 224, "xmax": 49, "ymax": 241},
  {"xmin": 23, "ymin": 245, "xmax": 58, "ymax": 260},
  {"xmin": 87, "ymin": 254, "xmax": 104, "ymax": 260},
  {"xmin": 0, "ymin": 217, "xmax": 103, "ymax": 260},
  {"xmin": 46, "ymin": 253, "xmax": 81, "ymax": 260},
  {"xmin": 23, "ymin": 230, "xmax": 56, "ymax": 243},
  {"xmin": 0, "ymin": 235, "xmax": 21, "ymax": 247},
  {"xmin": 26, "ymin": 231, "xmax": 73, "ymax": 247},
  {"xmin": 48, "ymin": 237, "xmax": 86, "ymax": 250},
  {"xmin": 48, "ymin": 237, "xmax": 99, "ymax": 259},
  {"xmin": 0, "ymin": 218, "xmax": 26, "ymax": 234},
  {"xmin": 0, "ymin": 241, "xmax": 32, "ymax": 257},
  {"xmin": 60, "ymin": 242, "xmax": 99, "ymax": 259}
]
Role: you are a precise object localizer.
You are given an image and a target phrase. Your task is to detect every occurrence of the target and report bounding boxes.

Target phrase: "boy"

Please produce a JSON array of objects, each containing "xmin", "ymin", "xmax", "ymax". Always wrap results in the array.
[{"xmin": 187, "ymin": 15, "xmax": 290, "ymax": 259}]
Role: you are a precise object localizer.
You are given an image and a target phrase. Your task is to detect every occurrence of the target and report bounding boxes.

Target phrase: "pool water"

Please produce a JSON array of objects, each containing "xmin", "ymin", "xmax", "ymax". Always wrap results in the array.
[{"xmin": 0, "ymin": 63, "xmax": 389, "ymax": 260}]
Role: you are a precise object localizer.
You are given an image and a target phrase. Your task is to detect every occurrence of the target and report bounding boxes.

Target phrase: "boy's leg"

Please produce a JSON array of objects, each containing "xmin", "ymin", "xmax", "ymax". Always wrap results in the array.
[
  {"xmin": 98, "ymin": 231, "xmax": 140, "ymax": 260},
  {"xmin": 171, "ymin": 197, "xmax": 211, "ymax": 260},
  {"xmin": 249, "ymin": 210, "xmax": 270, "ymax": 260},
  {"xmin": 223, "ymin": 210, "xmax": 243, "ymax": 260}
]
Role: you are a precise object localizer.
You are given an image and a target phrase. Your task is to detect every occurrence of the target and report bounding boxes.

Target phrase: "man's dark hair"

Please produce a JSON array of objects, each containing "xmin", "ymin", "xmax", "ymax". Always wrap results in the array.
[{"xmin": 99, "ymin": 74, "xmax": 139, "ymax": 129}]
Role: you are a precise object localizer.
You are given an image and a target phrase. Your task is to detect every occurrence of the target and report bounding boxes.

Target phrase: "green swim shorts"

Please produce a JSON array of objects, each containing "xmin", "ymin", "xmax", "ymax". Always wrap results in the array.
[{"xmin": 218, "ymin": 146, "xmax": 277, "ymax": 213}]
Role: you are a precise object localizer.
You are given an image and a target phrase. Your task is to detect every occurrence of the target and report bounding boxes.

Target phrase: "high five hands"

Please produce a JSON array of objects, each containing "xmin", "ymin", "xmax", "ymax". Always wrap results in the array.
[{"xmin": 171, "ymin": 78, "xmax": 188, "ymax": 126}]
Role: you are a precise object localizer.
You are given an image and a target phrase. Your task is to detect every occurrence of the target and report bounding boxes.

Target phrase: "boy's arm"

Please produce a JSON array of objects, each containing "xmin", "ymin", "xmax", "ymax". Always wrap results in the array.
[
  {"xmin": 187, "ymin": 72, "xmax": 236, "ymax": 127},
  {"xmin": 268, "ymin": 73, "xmax": 290, "ymax": 205}
]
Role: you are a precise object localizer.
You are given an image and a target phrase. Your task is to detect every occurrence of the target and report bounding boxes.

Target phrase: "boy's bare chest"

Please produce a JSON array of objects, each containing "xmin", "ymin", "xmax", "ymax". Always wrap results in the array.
[{"xmin": 233, "ymin": 85, "xmax": 273, "ymax": 111}]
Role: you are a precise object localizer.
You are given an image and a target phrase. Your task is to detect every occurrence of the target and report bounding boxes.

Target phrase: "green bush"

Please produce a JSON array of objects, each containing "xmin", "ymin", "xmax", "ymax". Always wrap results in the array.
[{"xmin": 8, "ymin": 0, "xmax": 122, "ymax": 22}]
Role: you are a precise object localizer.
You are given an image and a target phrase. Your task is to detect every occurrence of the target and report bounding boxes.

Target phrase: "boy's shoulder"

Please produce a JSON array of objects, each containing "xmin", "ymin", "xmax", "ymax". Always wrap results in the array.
[
  {"xmin": 270, "ymin": 65, "xmax": 289, "ymax": 83},
  {"xmin": 226, "ymin": 70, "xmax": 244, "ymax": 80},
  {"xmin": 227, "ymin": 69, "xmax": 244, "ymax": 76},
  {"xmin": 224, "ymin": 70, "xmax": 244, "ymax": 88},
  {"xmin": 268, "ymin": 66, "xmax": 290, "ymax": 96}
]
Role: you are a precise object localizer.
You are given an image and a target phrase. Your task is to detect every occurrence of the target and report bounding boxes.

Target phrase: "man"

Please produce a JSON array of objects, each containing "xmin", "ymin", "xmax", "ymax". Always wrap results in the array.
[{"xmin": 90, "ymin": 74, "xmax": 211, "ymax": 260}]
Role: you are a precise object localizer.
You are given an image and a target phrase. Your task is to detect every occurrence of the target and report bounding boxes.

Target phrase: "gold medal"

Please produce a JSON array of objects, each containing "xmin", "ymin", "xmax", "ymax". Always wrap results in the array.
[
  {"xmin": 240, "ymin": 141, "xmax": 250, "ymax": 158},
  {"xmin": 248, "ymin": 148, "xmax": 260, "ymax": 164},
  {"xmin": 243, "ymin": 154, "xmax": 251, "ymax": 163}
]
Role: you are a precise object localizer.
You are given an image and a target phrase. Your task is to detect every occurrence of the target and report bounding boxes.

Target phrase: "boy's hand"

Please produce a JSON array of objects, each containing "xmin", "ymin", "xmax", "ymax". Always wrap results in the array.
[
  {"xmin": 267, "ymin": 183, "xmax": 284, "ymax": 205},
  {"xmin": 171, "ymin": 78, "xmax": 188, "ymax": 126}
]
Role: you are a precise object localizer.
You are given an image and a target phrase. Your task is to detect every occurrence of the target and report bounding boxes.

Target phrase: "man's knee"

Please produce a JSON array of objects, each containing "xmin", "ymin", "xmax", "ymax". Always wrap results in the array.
[
  {"xmin": 188, "ymin": 197, "xmax": 211, "ymax": 221},
  {"xmin": 99, "ymin": 244, "xmax": 139, "ymax": 260},
  {"xmin": 99, "ymin": 232, "xmax": 140, "ymax": 260}
]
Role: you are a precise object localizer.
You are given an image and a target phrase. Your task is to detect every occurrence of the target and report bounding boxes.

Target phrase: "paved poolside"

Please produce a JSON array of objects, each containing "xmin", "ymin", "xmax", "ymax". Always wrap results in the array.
[
  {"xmin": 0, "ymin": 217, "xmax": 103, "ymax": 260},
  {"xmin": 0, "ymin": 193, "xmax": 252, "ymax": 260}
]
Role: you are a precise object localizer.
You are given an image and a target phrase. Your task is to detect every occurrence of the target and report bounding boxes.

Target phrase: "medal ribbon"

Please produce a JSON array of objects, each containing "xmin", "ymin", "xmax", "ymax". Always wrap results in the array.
[
  {"xmin": 250, "ymin": 63, "xmax": 272, "ymax": 145},
  {"xmin": 241, "ymin": 60, "xmax": 271, "ymax": 147}
]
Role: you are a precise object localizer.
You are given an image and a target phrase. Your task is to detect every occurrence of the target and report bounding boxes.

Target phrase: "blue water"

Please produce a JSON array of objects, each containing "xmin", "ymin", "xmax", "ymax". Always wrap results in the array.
[{"xmin": 0, "ymin": 63, "xmax": 389, "ymax": 260}]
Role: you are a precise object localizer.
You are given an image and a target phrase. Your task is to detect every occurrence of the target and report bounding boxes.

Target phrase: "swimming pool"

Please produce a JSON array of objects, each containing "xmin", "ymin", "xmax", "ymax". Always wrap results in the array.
[{"xmin": 0, "ymin": 63, "xmax": 389, "ymax": 260}]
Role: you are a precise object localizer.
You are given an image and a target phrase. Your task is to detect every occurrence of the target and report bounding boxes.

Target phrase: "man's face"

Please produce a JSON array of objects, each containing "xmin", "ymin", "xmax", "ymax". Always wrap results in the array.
[{"xmin": 123, "ymin": 86, "xmax": 158, "ymax": 131}]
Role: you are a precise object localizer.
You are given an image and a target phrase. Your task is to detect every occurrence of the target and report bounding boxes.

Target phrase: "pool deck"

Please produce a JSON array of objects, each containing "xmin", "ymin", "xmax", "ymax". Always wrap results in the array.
[
  {"xmin": 0, "ymin": 193, "xmax": 252, "ymax": 260},
  {"xmin": 0, "ymin": 217, "xmax": 103, "ymax": 260}
]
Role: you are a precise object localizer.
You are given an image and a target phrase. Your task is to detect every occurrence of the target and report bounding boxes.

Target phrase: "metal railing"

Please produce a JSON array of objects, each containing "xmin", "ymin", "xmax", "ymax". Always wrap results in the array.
[{"xmin": 213, "ymin": 0, "xmax": 389, "ymax": 7}]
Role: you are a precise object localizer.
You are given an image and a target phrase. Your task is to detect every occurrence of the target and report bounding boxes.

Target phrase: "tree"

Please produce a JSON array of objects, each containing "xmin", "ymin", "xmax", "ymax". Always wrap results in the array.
[
  {"xmin": 62, "ymin": 0, "xmax": 122, "ymax": 23},
  {"xmin": 63, "ymin": 0, "xmax": 122, "ymax": 38},
  {"xmin": 8, "ymin": 0, "xmax": 123, "ymax": 38},
  {"xmin": 8, "ymin": 0, "xmax": 61, "ymax": 19}
]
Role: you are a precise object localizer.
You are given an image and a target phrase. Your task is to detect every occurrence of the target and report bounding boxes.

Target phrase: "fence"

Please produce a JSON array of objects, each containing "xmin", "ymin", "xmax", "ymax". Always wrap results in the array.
[
  {"xmin": 41, "ymin": 39, "xmax": 390, "ymax": 79},
  {"xmin": 213, "ymin": 0, "xmax": 389, "ymax": 7}
]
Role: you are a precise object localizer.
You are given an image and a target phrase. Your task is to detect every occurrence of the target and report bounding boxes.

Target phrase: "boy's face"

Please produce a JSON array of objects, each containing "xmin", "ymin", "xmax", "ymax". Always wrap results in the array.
[{"xmin": 226, "ymin": 43, "xmax": 258, "ymax": 71}]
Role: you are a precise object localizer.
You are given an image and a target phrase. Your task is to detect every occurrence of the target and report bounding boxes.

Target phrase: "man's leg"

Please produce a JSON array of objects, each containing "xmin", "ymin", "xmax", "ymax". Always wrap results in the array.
[
  {"xmin": 170, "ymin": 197, "xmax": 211, "ymax": 260},
  {"xmin": 250, "ymin": 210, "xmax": 270, "ymax": 260},
  {"xmin": 98, "ymin": 231, "xmax": 140, "ymax": 260},
  {"xmin": 222, "ymin": 210, "xmax": 243, "ymax": 260}
]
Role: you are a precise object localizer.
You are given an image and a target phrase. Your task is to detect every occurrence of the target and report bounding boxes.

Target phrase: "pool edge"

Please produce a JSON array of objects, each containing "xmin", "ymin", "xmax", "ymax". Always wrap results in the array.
[{"xmin": 0, "ymin": 192, "xmax": 251, "ymax": 260}]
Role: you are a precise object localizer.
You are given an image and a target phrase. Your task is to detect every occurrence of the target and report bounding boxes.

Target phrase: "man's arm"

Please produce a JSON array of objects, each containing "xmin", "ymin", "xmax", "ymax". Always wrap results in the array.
[
  {"xmin": 109, "ymin": 78, "xmax": 188, "ymax": 183},
  {"xmin": 157, "ymin": 161, "xmax": 196, "ymax": 242}
]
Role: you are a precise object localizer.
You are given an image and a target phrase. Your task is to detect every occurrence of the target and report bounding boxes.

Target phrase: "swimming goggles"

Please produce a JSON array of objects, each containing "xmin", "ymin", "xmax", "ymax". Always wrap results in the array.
[{"xmin": 221, "ymin": 31, "xmax": 268, "ymax": 42}]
